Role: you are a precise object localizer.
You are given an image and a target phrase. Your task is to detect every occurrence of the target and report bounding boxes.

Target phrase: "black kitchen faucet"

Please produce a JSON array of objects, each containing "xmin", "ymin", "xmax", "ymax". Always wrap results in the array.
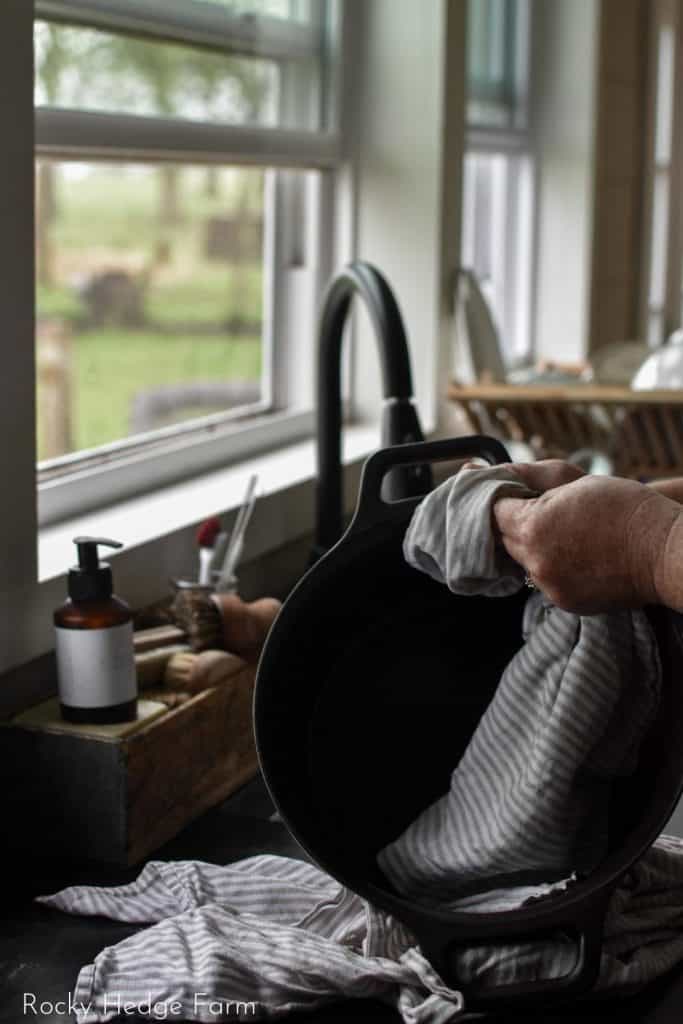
[{"xmin": 312, "ymin": 260, "xmax": 433, "ymax": 562}]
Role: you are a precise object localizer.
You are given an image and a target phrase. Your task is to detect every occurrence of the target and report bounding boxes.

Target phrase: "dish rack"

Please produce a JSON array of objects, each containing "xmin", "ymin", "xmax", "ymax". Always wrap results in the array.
[{"xmin": 449, "ymin": 382, "xmax": 683, "ymax": 480}]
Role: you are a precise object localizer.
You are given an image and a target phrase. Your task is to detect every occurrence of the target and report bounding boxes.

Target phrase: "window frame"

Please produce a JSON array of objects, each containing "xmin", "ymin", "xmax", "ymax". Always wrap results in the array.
[
  {"xmin": 462, "ymin": 0, "xmax": 536, "ymax": 367},
  {"xmin": 34, "ymin": 0, "xmax": 342, "ymax": 525},
  {"xmin": 640, "ymin": 0, "xmax": 683, "ymax": 347},
  {"xmin": 37, "ymin": 0, "xmax": 322, "ymax": 60}
]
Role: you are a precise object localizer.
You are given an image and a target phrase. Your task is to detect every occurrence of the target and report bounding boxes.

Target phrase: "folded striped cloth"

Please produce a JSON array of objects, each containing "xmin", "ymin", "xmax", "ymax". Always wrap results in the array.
[{"xmin": 38, "ymin": 463, "xmax": 683, "ymax": 1019}]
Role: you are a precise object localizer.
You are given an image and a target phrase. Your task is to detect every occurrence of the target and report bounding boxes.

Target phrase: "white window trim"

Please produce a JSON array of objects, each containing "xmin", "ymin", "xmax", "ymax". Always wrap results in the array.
[
  {"xmin": 36, "ymin": 109, "xmax": 341, "ymax": 168},
  {"xmin": 39, "ymin": 410, "xmax": 315, "ymax": 525},
  {"xmin": 465, "ymin": 126, "xmax": 528, "ymax": 154},
  {"xmin": 462, "ymin": 0, "xmax": 536, "ymax": 366}
]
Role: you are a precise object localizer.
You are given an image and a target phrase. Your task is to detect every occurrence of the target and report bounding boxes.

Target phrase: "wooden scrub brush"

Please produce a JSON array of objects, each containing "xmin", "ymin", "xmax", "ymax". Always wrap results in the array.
[
  {"xmin": 170, "ymin": 586, "xmax": 223, "ymax": 652},
  {"xmin": 169, "ymin": 589, "xmax": 281, "ymax": 657}
]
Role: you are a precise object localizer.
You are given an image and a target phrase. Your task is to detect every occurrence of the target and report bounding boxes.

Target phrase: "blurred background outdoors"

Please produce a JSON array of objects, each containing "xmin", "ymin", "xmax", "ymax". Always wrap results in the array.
[{"xmin": 34, "ymin": 5, "xmax": 292, "ymax": 462}]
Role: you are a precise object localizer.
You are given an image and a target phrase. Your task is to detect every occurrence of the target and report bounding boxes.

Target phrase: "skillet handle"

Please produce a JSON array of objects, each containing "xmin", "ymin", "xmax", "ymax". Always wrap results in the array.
[
  {"xmin": 411, "ymin": 887, "xmax": 610, "ymax": 1009},
  {"xmin": 347, "ymin": 435, "xmax": 511, "ymax": 535}
]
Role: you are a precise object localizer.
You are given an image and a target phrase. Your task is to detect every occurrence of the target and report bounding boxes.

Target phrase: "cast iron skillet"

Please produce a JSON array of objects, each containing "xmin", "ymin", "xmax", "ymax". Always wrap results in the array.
[{"xmin": 254, "ymin": 436, "xmax": 683, "ymax": 1010}]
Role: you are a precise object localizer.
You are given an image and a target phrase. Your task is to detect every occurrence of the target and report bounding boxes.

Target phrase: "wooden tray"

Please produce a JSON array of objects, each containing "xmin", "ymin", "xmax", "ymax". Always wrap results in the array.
[{"xmin": 1, "ymin": 658, "xmax": 258, "ymax": 866}]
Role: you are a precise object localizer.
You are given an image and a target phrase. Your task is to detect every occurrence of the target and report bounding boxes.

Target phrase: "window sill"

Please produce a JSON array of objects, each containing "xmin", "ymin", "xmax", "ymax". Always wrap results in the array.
[{"xmin": 38, "ymin": 422, "xmax": 382, "ymax": 597}]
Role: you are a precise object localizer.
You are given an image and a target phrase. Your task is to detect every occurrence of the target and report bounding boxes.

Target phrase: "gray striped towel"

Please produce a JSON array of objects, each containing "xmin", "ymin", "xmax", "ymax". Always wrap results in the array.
[
  {"xmin": 38, "ymin": 856, "xmax": 465, "ymax": 1023},
  {"xmin": 36, "ymin": 842, "xmax": 683, "ymax": 1016},
  {"xmin": 38, "ymin": 464, "xmax": 683, "ymax": 1017}
]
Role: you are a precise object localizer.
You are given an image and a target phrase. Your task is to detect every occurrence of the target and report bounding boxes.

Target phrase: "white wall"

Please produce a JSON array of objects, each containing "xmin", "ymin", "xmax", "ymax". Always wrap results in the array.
[
  {"xmin": 344, "ymin": 0, "xmax": 466, "ymax": 435},
  {"xmin": 533, "ymin": 0, "xmax": 600, "ymax": 363},
  {"xmin": 343, "ymin": 0, "xmax": 601, "ymax": 398}
]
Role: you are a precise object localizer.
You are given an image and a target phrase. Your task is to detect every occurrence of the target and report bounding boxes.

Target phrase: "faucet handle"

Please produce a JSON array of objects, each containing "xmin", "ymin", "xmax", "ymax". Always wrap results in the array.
[{"xmin": 348, "ymin": 435, "xmax": 511, "ymax": 535}]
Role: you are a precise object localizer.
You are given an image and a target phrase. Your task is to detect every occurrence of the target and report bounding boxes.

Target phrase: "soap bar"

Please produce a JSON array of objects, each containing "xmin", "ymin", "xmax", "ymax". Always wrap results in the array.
[{"xmin": 10, "ymin": 696, "xmax": 167, "ymax": 740}]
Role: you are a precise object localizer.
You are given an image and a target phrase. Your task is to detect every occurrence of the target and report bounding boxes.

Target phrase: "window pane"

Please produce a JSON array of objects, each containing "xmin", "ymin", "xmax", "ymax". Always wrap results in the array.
[
  {"xmin": 467, "ymin": 0, "xmax": 527, "ymax": 129},
  {"xmin": 34, "ymin": 6, "xmax": 330, "ymax": 132},
  {"xmin": 36, "ymin": 160, "xmax": 268, "ymax": 463},
  {"xmin": 650, "ymin": 168, "xmax": 670, "ymax": 309},
  {"xmin": 461, "ymin": 150, "xmax": 534, "ymax": 363},
  {"xmin": 655, "ymin": 22, "xmax": 675, "ymax": 165},
  {"xmin": 35, "ymin": 22, "xmax": 287, "ymax": 128}
]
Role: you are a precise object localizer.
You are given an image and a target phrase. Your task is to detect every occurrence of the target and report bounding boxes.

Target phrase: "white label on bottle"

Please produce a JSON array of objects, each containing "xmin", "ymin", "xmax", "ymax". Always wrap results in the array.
[{"xmin": 55, "ymin": 622, "xmax": 137, "ymax": 708}]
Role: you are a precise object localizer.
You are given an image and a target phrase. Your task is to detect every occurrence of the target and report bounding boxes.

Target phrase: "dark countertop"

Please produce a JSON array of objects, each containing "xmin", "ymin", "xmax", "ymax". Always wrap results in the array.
[{"xmin": 3, "ymin": 775, "xmax": 683, "ymax": 1024}]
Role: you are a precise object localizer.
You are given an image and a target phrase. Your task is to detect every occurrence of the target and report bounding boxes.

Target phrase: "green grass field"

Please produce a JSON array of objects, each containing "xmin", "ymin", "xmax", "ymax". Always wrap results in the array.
[
  {"xmin": 37, "ymin": 330, "xmax": 261, "ymax": 460},
  {"xmin": 36, "ymin": 163, "xmax": 266, "ymax": 460},
  {"xmin": 75, "ymin": 329, "xmax": 261, "ymax": 452}
]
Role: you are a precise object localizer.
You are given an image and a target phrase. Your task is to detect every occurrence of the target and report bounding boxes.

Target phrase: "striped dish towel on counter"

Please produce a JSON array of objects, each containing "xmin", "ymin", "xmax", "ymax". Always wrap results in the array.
[
  {"xmin": 37, "ymin": 463, "xmax": 683, "ymax": 1018},
  {"xmin": 38, "ymin": 856, "xmax": 465, "ymax": 1024},
  {"xmin": 38, "ymin": 841, "xmax": 683, "ymax": 1017}
]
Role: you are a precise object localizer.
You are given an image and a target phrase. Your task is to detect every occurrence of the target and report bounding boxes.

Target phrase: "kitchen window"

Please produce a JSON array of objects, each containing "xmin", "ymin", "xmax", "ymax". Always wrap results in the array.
[
  {"xmin": 35, "ymin": 0, "xmax": 340, "ymax": 523},
  {"xmin": 461, "ymin": 0, "xmax": 534, "ymax": 365},
  {"xmin": 0, "ymin": 0, "xmax": 458, "ymax": 680}
]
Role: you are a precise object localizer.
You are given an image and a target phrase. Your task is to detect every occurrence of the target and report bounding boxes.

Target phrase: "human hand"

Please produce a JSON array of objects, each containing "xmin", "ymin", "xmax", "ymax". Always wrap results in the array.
[
  {"xmin": 647, "ymin": 477, "xmax": 683, "ymax": 504},
  {"xmin": 504, "ymin": 459, "xmax": 585, "ymax": 493},
  {"xmin": 493, "ymin": 473, "xmax": 682, "ymax": 613}
]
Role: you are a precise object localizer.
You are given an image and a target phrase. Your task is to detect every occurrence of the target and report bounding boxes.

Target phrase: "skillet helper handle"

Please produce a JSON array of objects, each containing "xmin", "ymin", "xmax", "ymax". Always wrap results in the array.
[
  {"xmin": 416, "ymin": 887, "xmax": 609, "ymax": 1008},
  {"xmin": 349, "ymin": 435, "xmax": 511, "ymax": 535}
]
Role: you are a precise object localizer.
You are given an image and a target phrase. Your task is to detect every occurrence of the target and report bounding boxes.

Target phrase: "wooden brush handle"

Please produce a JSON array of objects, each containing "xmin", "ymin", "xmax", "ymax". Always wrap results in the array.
[
  {"xmin": 164, "ymin": 649, "xmax": 247, "ymax": 694},
  {"xmin": 133, "ymin": 625, "xmax": 187, "ymax": 653},
  {"xmin": 210, "ymin": 595, "xmax": 281, "ymax": 659},
  {"xmin": 135, "ymin": 644, "xmax": 191, "ymax": 688}
]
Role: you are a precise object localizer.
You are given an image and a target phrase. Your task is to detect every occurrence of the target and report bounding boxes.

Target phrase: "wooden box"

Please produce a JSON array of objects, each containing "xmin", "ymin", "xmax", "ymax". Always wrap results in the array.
[{"xmin": 1, "ymin": 660, "xmax": 258, "ymax": 866}]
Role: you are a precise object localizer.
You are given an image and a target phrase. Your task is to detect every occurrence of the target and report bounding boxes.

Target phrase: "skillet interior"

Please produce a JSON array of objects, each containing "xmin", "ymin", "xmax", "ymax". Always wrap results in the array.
[
  {"xmin": 256, "ymin": 520, "xmax": 683, "ymax": 908},
  {"xmin": 307, "ymin": 543, "xmax": 526, "ymax": 884}
]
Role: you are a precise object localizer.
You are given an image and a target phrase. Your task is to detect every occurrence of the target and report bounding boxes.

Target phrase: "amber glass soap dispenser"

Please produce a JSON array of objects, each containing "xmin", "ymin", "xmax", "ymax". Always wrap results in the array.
[{"xmin": 54, "ymin": 536, "xmax": 137, "ymax": 724}]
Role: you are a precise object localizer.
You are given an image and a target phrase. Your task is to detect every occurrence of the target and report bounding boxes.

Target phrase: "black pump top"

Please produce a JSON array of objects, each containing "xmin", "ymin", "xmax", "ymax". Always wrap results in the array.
[{"xmin": 69, "ymin": 536, "xmax": 122, "ymax": 602}]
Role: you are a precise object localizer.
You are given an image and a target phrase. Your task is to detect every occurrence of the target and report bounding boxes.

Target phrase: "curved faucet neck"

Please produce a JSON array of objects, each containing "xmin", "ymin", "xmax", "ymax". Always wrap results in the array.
[
  {"xmin": 313, "ymin": 261, "xmax": 431, "ymax": 561},
  {"xmin": 318, "ymin": 263, "xmax": 415, "ymax": 403}
]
